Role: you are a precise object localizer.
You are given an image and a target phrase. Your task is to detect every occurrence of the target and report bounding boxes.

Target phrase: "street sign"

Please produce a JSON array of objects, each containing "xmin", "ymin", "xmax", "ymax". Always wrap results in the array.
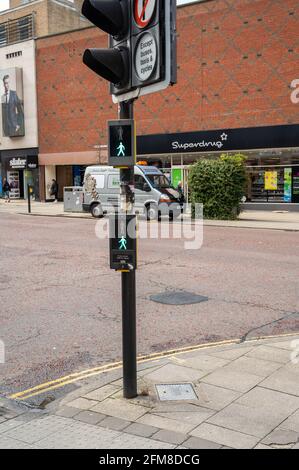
[
  {"xmin": 134, "ymin": 0, "xmax": 157, "ymax": 29},
  {"xmin": 134, "ymin": 31, "xmax": 158, "ymax": 82},
  {"xmin": 108, "ymin": 119, "xmax": 136, "ymax": 167},
  {"xmin": 110, "ymin": 214, "xmax": 137, "ymax": 271}
]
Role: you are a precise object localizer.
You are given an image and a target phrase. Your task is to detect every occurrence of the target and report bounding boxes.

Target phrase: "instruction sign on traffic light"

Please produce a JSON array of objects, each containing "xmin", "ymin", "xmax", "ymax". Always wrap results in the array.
[
  {"xmin": 108, "ymin": 119, "xmax": 136, "ymax": 167},
  {"xmin": 110, "ymin": 214, "xmax": 137, "ymax": 271}
]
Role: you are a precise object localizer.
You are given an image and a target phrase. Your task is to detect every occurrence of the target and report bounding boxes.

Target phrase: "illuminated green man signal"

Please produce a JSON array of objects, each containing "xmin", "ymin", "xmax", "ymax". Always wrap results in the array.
[
  {"xmin": 117, "ymin": 141, "xmax": 126, "ymax": 157},
  {"xmin": 119, "ymin": 236, "xmax": 127, "ymax": 250}
]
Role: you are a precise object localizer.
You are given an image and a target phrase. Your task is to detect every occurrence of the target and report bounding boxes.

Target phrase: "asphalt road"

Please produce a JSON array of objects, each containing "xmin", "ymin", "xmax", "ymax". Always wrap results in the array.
[{"xmin": 0, "ymin": 213, "xmax": 298, "ymax": 403}]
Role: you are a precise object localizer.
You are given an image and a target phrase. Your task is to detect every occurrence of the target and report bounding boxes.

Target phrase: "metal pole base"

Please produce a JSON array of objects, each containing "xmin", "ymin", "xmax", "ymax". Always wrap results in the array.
[{"xmin": 122, "ymin": 270, "xmax": 137, "ymax": 399}]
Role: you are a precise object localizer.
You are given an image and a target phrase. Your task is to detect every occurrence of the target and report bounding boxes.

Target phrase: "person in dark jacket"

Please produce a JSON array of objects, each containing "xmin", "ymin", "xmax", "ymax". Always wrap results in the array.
[
  {"xmin": 3, "ymin": 178, "xmax": 11, "ymax": 202},
  {"xmin": 50, "ymin": 179, "xmax": 59, "ymax": 202}
]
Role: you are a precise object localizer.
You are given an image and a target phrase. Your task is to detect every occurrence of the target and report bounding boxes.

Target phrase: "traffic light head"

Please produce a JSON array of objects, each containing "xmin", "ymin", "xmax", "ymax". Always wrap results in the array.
[
  {"xmin": 82, "ymin": 0, "xmax": 131, "ymax": 95},
  {"xmin": 82, "ymin": 0, "xmax": 129, "ymax": 39},
  {"xmin": 108, "ymin": 119, "xmax": 136, "ymax": 167},
  {"xmin": 83, "ymin": 48, "xmax": 128, "ymax": 86}
]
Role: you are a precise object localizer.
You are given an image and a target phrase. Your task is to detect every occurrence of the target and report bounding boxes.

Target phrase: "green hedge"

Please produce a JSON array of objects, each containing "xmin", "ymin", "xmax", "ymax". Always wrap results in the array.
[{"xmin": 189, "ymin": 154, "xmax": 247, "ymax": 220}]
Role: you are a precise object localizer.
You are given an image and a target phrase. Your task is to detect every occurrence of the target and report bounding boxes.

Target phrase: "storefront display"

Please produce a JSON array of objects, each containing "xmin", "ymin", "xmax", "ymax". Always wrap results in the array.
[
  {"xmin": 7, "ymin": 170, "xmax": 20, "ymax": 199},
  {"xmin": 0, "ymin": 149, "xmax": 39, "ymax": 199},
  {"xmin": 136, "ymin": 124, "xmax": 299, "ymax": 205},
  {"xmin": 265, "ymin": 171, "xmax": 278, "ymax": 191},
  {"xmin": 284, "ymin": 168, "xmax": 292, "ymax": 203}
]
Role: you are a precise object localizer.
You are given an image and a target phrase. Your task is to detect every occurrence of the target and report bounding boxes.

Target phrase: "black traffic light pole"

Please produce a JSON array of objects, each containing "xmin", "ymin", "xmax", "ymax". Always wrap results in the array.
[
  {"xmin": 27, "ymin": 184, "xmax": 32, "ymax": 214},
  {"xmin": 119, "ymin": 100, "xmax": 137, "ymax": 399}
]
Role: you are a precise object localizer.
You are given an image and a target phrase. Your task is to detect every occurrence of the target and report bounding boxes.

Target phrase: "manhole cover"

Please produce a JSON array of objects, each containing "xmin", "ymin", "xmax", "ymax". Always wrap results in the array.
[
  {"xmin": 156, "ymin": 383, "xmax": 198, "ymax": 401},
  {"xmin": 150, "ymin": 291, "xmax": 208, "ymax": 305}
]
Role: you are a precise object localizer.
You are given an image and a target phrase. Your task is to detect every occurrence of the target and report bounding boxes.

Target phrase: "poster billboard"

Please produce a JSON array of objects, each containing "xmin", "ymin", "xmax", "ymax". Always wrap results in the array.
[
  {"xmin": 0, "ymin": 67, "xmax": 25, "ymax": 138},
  {"xmin": 284, "ymin": 168, "xmax": 292, "ymax": 202},
  {"xmin": 264, "ymin": 171, "xmax": 278, "ymax": 191}
]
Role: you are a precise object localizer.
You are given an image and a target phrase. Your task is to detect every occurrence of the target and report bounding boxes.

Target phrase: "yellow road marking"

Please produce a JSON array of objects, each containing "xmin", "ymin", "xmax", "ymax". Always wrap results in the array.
[{"xmin": 9, "ymin": 332, "xmax": 298, "ymax": 401}]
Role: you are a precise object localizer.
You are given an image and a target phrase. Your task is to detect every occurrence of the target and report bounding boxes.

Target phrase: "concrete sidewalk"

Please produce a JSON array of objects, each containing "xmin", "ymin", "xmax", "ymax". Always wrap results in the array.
[
  {"xmin": 1, "ymin": 199, "xmax": 299, "ymax": 230},
  {"xmin": 1, "ymin": 335, "xmax": 299, "ymax": 449},
  {"xmin": 0, "ymin": 200, "xmax": 90, "ymax": 218}
]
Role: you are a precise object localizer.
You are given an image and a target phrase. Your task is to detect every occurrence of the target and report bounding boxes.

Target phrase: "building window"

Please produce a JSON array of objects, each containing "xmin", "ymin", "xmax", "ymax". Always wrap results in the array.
[
  {"xmin": 0, "ymin": 24, "xmax": 7, "ymax": 46},
  {"xmin": 18, "ymin": 16, "xmax": 31, "ymax": 41}
]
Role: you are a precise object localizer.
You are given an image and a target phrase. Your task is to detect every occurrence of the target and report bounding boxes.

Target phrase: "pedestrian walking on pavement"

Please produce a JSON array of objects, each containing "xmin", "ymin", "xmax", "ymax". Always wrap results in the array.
[
  {"xmin": 50, "ymin": 179, "xmax": 59, "ymax": 202},
  {"xmin": 3, "ymin": 177, "xmax": 11, "ymax": 203}
]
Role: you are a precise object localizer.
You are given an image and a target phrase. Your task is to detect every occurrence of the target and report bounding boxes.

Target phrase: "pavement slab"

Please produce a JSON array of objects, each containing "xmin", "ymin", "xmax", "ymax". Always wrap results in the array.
[
  {"xmin": 151, "ymin": 429, "xmax": 187, "ymax": 445},
  {"xmin": 189, "ymin": 422, "xmax": 259, "ymax": 449},
  {"xmin": 200, "ymin": 368, "xmax": 263, "ymax": 393},
  {"xmin": 193, "ymin": 383, "xmax": 241, "ymax": 411},
  {"xmin": 124, "ymin": 422, "xmax": 159, "ymax": 438},
  {"xmin": 277, "ymin": 409, "xmax": 299, "ymax": 433},
  {"xmin": 259, "ymin": 364, "xmax": 299, "ymax": 396},
  {"xmin": 137, "ymin": 413, "xmax": 196, "ymax": 434},
  {"xmin": 4, "ymin": 416, "xmax": 75, "ymax": 444},
  {"xmin": 183, "ymin": 436, "xmax": 222, "ymax": 449},
  {"xmin": 0, "ymin": 435, "xmax": 35, "ymax": 449},
  {"xmin": 236, "ymin": 386, "xmax": 299, "ymax": 414},
  {"xmin": 143, "ymin": 363, "xmax": 207, "ymax": 383},
  {"xmin": 246, "ymin": 346, "xmax": 292, "ymax": 364},
  {"xmin": 222, "ymin": 355, "xmax": 282, "ymax": 377},
  {"xmin": 207, "ymin": 402, "xmax": 288, "ymax": 438},
  {"xmin": 262, "ymin": 429, "xmax": 299, "ymax": 448},
  {"xmin": 66, "ymin": 397, "xmax": 99, "ymax": 410},
  {"xmin": 91, "ymin": 398, "xmax": 148, "ymax": 421},
  {"xmin": 172, "ymin": 354, "xmax": 230, "ymax": 372},
  {"xmin": 83, "ymin": 384, "xmax": 121, "ymax": 402},
  {"xmin": 99, "ymin": 416, "xmax": 131, "ymax": 431},
  {"xmin": 73, "ymin": 411, "xmax": 107, "ymax": 425}
]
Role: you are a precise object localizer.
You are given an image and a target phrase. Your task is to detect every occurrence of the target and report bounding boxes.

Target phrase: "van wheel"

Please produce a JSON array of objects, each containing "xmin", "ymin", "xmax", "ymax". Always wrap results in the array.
[
  {"xmin": 146, "ymin": 204, "xmax": 161, "ymax": 221},
  {"xmin": 90, "ymin": 203, "xmax": 103, "ymax": 218}
]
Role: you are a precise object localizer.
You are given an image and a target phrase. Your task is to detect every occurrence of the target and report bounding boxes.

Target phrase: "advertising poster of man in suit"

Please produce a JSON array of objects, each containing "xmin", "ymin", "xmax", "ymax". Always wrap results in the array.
[{"xmin": 0, "ymin": 68, "xmax": 25, "ymax": 138}]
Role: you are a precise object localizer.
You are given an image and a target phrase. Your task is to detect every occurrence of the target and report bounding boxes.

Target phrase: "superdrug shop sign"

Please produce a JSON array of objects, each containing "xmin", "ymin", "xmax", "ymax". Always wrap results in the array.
[{"xmin": 137, "ymin": 124, "xmax": 299, "ymax": 155}]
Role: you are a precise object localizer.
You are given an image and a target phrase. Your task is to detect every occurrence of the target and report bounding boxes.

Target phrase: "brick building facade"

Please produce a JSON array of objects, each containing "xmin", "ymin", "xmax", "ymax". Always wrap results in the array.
[{"xmin": 36, "ymin": 0, "xmax": 299, "ymax": 203}]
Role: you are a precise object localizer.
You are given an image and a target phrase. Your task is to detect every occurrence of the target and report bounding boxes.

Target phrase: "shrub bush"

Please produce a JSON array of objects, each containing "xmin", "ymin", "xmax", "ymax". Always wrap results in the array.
[{"xmin": 188, "ymin": 153, "xmax": 247, "ymax": 220}]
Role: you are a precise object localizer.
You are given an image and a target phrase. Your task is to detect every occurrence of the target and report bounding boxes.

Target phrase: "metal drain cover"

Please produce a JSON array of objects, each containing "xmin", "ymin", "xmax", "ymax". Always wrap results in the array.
[
  {"xmin": 156, "ymin": 383, "xmax": 198, "ymax": 401},
  {"xmin": 150, "ymin": 291, "xmax": 208, "ymax": 305}
]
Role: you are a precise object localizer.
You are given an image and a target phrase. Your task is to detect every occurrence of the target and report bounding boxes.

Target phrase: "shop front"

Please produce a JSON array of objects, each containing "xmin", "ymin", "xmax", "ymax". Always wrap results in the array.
[
  {"xmin": 38, "ymin": 150, "xmax": 105, "ymax": 201},
  {"xmin": 0, "ymin": 148, "xmax": 39, "ymax": 200},
  {"xmin": 137, "ymin": 124, "xmax": 299, "ymax": 206}
]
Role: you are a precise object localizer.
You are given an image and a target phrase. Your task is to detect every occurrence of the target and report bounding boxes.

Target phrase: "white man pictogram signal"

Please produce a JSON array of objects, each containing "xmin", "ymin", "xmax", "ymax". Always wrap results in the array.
[{"xmin": 134, "ymin": 0, "xmax": 156, "ymax": 28}]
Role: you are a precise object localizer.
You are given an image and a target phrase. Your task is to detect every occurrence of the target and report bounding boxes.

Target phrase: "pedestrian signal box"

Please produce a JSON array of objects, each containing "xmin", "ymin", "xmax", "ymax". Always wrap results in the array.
[
  {"xmin": 110, "ymin": 214, "xmax": 137, "ymax": 271},
  {"xmin": 108, "ymin": 119, "xmax": 136, "ymax": 167}
]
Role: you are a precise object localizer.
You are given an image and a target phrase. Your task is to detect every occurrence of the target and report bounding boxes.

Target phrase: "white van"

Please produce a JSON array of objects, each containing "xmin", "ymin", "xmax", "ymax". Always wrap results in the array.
[{"xmin": 82, "ymin": 165, "xmax": 183, "ymax": 219}]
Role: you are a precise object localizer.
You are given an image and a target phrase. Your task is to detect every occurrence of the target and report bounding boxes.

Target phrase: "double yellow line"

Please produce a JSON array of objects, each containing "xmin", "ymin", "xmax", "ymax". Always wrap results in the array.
[{"xmin": 9, "ymin": 332, "xmax": 297, "ymax": 401}]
